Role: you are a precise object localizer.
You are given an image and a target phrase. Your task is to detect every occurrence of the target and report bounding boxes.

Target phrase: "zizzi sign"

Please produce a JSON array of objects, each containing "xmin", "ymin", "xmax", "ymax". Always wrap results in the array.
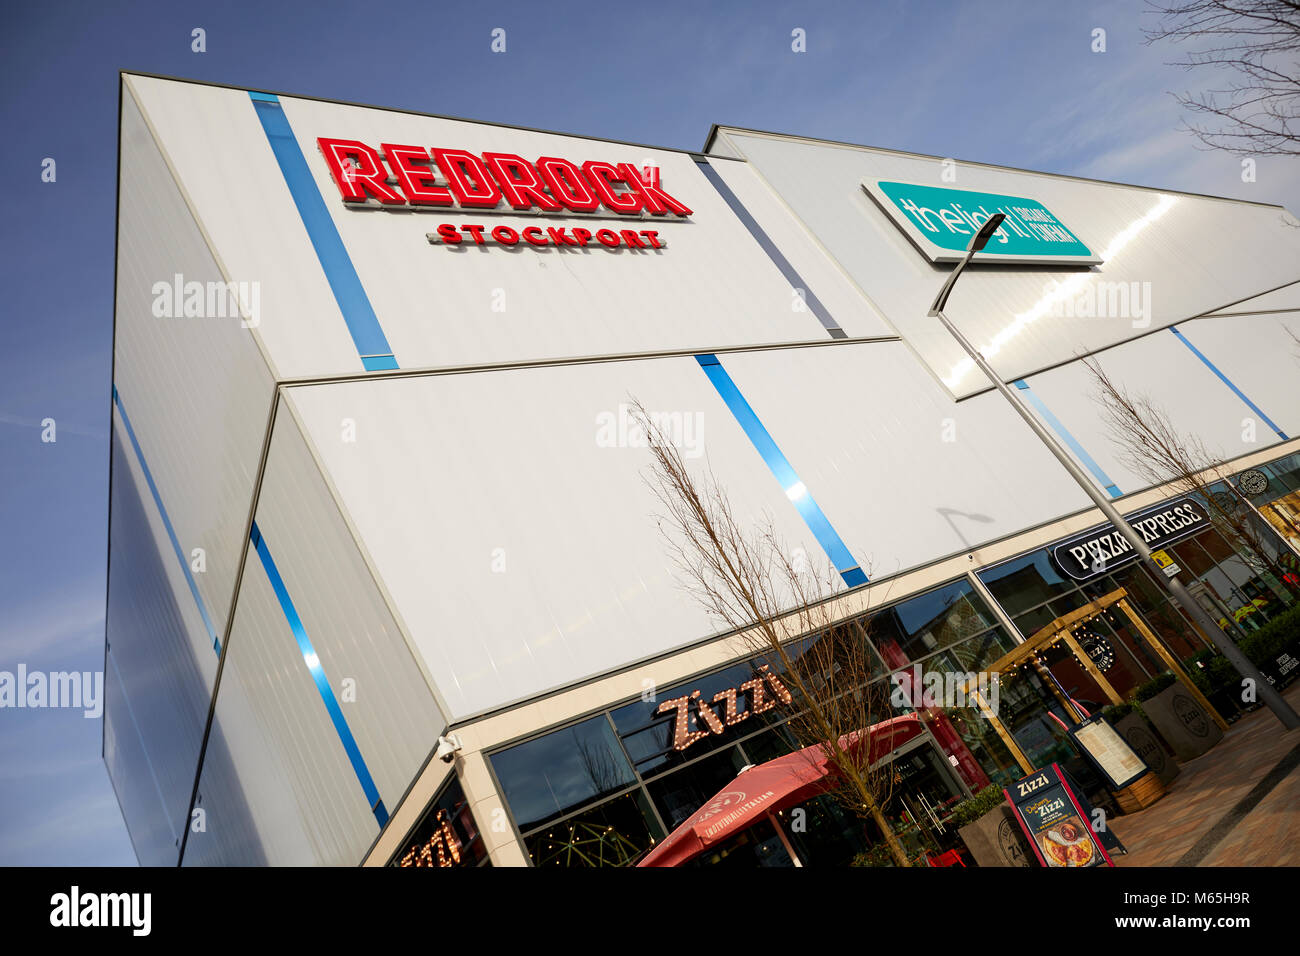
[
  {"xmin": 656, "ymin": 665, "xmax": 793, "ymax": 752},
  {"xmin": 862, "ymin": 180, "xmax": 1101, "ymax": 265},
  {"xmin": 317, "ymin": 139, "xmax": 691, "ymax": 217},
  {"xmin": 1052, "ymin": 498, "xmax": 1207, "ymax": 581}
]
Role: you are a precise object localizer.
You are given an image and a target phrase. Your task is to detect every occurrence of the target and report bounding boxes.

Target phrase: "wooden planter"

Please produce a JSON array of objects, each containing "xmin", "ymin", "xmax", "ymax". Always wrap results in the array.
[
  {"xmin": 1113, "ymin": 712, "xmax": 1180, "ymax": 786},
  {"xmin": 1112, "ymin": 771, "xmax": 1167, "ymax": 813},
  {"xmin": 958, "ymin": 805, "xmax": 1033, "ymax": 868},
  {"xmin": 1141, "ymin": 684, "xmax": 1224, "ymax": 762}
]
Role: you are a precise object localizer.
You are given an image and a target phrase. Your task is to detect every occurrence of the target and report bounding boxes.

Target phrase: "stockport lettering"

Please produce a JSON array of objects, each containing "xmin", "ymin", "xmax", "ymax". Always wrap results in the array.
[
  {"xmin": 427, "ymin": 223, "xmax": 664, "ymax": 250},
  {"xmin": 318, "ymin": 139, "xmax": 692, "ymax": 218}
]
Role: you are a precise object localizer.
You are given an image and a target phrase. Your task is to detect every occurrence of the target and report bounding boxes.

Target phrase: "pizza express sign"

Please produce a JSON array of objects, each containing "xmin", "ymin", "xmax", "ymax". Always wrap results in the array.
[
  {"xmin": 316, "ymin": 138, "xmax": 690, "ymax": 250},
  {"xmin": 1052, "ymin": 498, "xmax": 1207, "ymax": 582}
]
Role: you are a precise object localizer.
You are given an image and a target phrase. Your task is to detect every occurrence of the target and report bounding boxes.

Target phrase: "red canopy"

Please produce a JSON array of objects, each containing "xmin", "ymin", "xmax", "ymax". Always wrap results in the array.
[{"xmin": 637, "ymin": 714, "xmax": 924, "ymax": 867}]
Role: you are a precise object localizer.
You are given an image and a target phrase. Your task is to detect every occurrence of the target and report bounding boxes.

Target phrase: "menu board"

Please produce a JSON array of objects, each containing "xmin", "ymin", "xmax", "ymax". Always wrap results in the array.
[
  {"xmin": 1069, "ymin": 715, "xmax": 1148, "ymax": 790},
  {"xmin": 1004, "ymin": 764, "xmax": 1112, "ymax": 868}
]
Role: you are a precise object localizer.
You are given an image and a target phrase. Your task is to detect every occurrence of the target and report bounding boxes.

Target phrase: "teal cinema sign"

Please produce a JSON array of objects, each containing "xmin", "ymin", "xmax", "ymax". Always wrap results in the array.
[{"xmin": 863, "ymin": 180, "xmax": 1102, "ymax": 265}]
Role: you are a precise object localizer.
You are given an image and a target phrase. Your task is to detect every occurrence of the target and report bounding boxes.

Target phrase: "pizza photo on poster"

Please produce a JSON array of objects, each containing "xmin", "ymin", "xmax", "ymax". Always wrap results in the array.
[{"xmin": 1034, "ymin": 812, "xmax": 1096, "ymax": 867}]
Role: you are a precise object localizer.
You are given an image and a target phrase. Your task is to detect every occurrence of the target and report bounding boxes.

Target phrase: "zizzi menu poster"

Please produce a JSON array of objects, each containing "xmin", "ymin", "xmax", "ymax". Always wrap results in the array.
[{"xmin": 1005, "ymin": 764, "xmax": 1112, "ymax": 868}]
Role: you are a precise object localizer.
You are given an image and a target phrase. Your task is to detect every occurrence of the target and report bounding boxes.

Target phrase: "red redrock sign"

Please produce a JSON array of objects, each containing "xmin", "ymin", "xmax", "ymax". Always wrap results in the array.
[{"xmin": 317, "ymin": 139, "xmax": 693, "ymax": 217}]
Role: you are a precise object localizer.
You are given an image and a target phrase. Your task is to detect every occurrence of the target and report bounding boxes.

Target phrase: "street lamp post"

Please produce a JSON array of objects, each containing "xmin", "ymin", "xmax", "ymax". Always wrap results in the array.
[{"xmin": 930, "ymin": 214, "xmax": 1300, "ymax": 730}]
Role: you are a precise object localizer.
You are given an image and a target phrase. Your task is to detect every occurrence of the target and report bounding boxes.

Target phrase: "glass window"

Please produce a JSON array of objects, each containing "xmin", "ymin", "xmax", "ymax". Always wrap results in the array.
[
  {"xmin": 979, "ymin": 549, "xmax": 1076, "ymax": 618},
  {"xmin": 390, "ymin": 777, "xmax": 490, "ymax": 867},
  {"xmin": 525, "ymin": 790, "xmax": 661, "ymax": 867},
  {"xmin": 645, "ymin": 745, "xmax": 750, "ymax": 831},
  {"xmin": 491, "ymin": 715, "xmax": 635, "ymax": 832},
  {"xmin": 610, "ymin": 659, "xmax": 791, "ymax": 775},
  {"xmin": 1257, "ymin": 452, "xmax": 1300, "ymax": 501},
  {"xmin": 869, "ymin": 579, "xmax": 999, "ymax": 668}
]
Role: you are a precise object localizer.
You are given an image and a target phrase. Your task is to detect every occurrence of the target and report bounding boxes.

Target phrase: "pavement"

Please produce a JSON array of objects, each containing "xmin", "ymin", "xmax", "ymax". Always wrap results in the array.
[{"xmin": 1110, "ymin": 681, "xmax": 1300, "ymax": 867}]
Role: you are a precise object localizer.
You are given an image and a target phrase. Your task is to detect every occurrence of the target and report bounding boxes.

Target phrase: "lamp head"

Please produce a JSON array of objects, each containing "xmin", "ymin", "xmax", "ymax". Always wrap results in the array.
[{"xmin": 970, "ymin": 213, "xmax": 1007, "ymax": 252}]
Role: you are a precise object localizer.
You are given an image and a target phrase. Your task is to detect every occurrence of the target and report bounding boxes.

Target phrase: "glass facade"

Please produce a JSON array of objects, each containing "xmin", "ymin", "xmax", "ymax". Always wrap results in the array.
[
  {"xmin": 487, "ymin": 576, "xmax": 1028, "ymax": 867},
  {"xmin": 979, "ymin": 486, "xmax": 1300, "ymax": 707},
  {"xmin": 391, "ymin": 777, "xmax": 490, "ymax": 867},
  {"xmin": 444, "ymin": 458, "xmax": 1300, "ymax": 867}
]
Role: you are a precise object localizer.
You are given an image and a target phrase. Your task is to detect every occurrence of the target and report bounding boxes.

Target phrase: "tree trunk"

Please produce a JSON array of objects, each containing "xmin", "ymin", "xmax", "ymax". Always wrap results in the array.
[
  {"xmin": 869, "ymin": 802, "xmax": 912, "ymax": 867},
  {"xmin": 850, "ymin": 777, "xmax": 910, "ymax": 867}
]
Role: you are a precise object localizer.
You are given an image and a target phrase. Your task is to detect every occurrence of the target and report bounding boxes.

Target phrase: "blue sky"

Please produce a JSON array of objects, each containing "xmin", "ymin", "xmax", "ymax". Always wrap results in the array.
[{"xmin": 2, "ymin": 0, "xmax": 1296, "ymax": 866}]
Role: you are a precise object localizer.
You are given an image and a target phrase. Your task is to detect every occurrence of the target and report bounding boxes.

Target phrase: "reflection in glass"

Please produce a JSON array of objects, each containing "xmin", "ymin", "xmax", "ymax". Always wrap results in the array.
[
  {"xmin": 491, "ymin": 715, "xmax": 635, "ymax": 831},
  {"xmin": 525, "ymin": 790, "xmax": 661, "ymax": 867}
]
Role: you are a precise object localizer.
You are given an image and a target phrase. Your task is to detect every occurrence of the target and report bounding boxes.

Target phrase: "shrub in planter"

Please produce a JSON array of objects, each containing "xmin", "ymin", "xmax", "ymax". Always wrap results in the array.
[
  {"xmin": 1100, "ymin": 701, "xmax": 1134, "ymax": 723},
  {"xmin": 953, "ymin": 785, "xmax": 1033, "ymax": 868},
  {"xmin": 1237, "ymin": 603, "xmax": 1300, "ymax": 687},
  {"xmin": 1134, "ymin": 671, "xmax": 1177, "ymax": 702},
  {"xmin": 949, "ymin": 785, "xmax": 1006, "ymax": 829},
  {"xmin": 1183, "ymin": 650, "xmax": 1244, "ymax": 719}
]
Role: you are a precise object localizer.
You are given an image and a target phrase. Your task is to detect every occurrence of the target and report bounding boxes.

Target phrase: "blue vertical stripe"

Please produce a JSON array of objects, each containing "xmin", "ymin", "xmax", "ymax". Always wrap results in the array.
[
  {"xmin": 1014, "ymin": 380, "xmax": 1122, "ymax": 498},
  {"xmin": 695, "ymin": 158, "xmax": 847, "ymax": 339},
  {"xmin": 249, "ymin": 521, "xmax": 389, "ymax": 827},
  {"xmin": 248, "ymin": 91, "xmax": 399, "ymax": 372},
  {"xmin": 696, "ymin": 354, "xmax": 867, "ymax": 587},
  {"xmin": 1170, "ymin": 326, "xmax": 1287, "ymax": 440},
  {"xmin": 112, "ymin": 387, "xmax": 221, "ymax": 655}
]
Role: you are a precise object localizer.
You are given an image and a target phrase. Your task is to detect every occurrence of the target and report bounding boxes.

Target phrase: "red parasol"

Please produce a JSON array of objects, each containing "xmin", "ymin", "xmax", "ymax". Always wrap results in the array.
[{"xmin": 637, "ymin": 714, "xmax": 924, "ymax": 867}]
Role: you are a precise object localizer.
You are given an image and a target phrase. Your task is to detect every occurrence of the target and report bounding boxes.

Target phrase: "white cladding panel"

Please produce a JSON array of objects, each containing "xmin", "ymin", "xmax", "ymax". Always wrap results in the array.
[
  {"xmin": 285, "ymin": 357, "xmax": 828, "ymax": 720},
  {"xmin": 185, "ymin": 553, "xmax": 364, "ymax": 866},
  {"xmin": 114, "ymin": 84, "xmax": 275, "ymax": 635},
  {"xmin": 184, "ymin": 406, "xmax": 446, "ymax": 865},
  {"xmin": 716, "ymin": 130, "xmax": 1300, "ymax": 398},
  {"xmin": 1207, "ymin": 282, "xmax": 1300, "ymax": 316},
  {"xmin": 1015, "ymin": 328, "xmax": 1286, "ymax": 496},
  {"xmin": 123, "ymin": 75, "xmax": 361, "ymax": 378},
  {"xmin": 714, "ymin": 343, "xmax": 1093, "ymax": 573},
  {"xmin": 125, "ymin": 74, "xmax": 887, "ymax": 381},
  {"xmin": 705, "ymin": 158, "xmax": 887, "ymax": 337},
  {"xmin": 104, "ymin": 420, "xmax": 217, "ymax": 866},
  {"xmin": 1163, "ymin": 315, "xmax": 1300, "ymax": 441}
]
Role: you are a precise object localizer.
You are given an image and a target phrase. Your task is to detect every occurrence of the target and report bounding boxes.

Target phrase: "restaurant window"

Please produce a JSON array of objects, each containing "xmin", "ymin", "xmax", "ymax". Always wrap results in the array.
[
  {"xmin": 490, "ymin": 714, "xmax": 635, "ymax": 832},
  {"xmin": 390, "ymin": 777, "xmax": 490, "ymax": 867},
  {"xmin": 867, "ymin": 578, "xmax": 1003, "ymax": 670},
  {"xmin": 1248, "ymin": 452, "xmax": 1300, "ymax": 554},
  {"xmin": 610, "ymin": 659, "xmax": 792, "ymax": 777},
  {"xmin": 525, "ymin": 790, "xmax": 661, "ymax": 868},
  {"xmin": 644, "ymin": 745, "xmax": 751, "ymax": 831},
  {"xmin": 977, "ymin": 550, "xmax": 1075, "ymax": 618}
]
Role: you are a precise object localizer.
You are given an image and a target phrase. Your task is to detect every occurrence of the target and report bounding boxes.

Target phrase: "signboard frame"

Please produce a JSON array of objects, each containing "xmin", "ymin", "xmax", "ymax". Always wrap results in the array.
[
  {"xmin": 1004, "ymin": 763, "xmax": 1114, "ymax": 868},
  {"xmin": 1067, "ymin": 715, "xmax": 1150, "ymax": 791},
  {"xmin": 861, "ymin": 179, "xmax": 1103, "ymax": 266},
  {"xmin": 1051, "ymin": 497, "xmax": 1208, "ymax": 582}
]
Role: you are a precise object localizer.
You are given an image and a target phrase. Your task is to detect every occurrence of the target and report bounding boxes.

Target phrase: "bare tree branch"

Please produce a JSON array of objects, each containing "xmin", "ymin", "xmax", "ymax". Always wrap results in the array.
[
  {"xmin": 630, "ymin": 398, "xmax": 915, "ymax": 865},
  {"xmin": 1082, "ymin": 355, "xmax": 1297, "ymax": 610},
  {"xmin": 1144, "ymin": 1, "xmax": 1300, "ymax": 155}
]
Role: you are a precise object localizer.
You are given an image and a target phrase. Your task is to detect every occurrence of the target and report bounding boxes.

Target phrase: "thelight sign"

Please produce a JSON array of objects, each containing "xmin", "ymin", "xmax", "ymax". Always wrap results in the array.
[{"xmin": 863, "ymin": 180, "xmax": 1101, "ymax": 265}]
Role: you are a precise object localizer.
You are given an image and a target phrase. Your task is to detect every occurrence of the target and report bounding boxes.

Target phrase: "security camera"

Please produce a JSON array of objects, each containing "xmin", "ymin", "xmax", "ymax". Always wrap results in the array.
[{"xmin": 436, "ymin": 734, "xmax": 463, "ymax": 763}]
